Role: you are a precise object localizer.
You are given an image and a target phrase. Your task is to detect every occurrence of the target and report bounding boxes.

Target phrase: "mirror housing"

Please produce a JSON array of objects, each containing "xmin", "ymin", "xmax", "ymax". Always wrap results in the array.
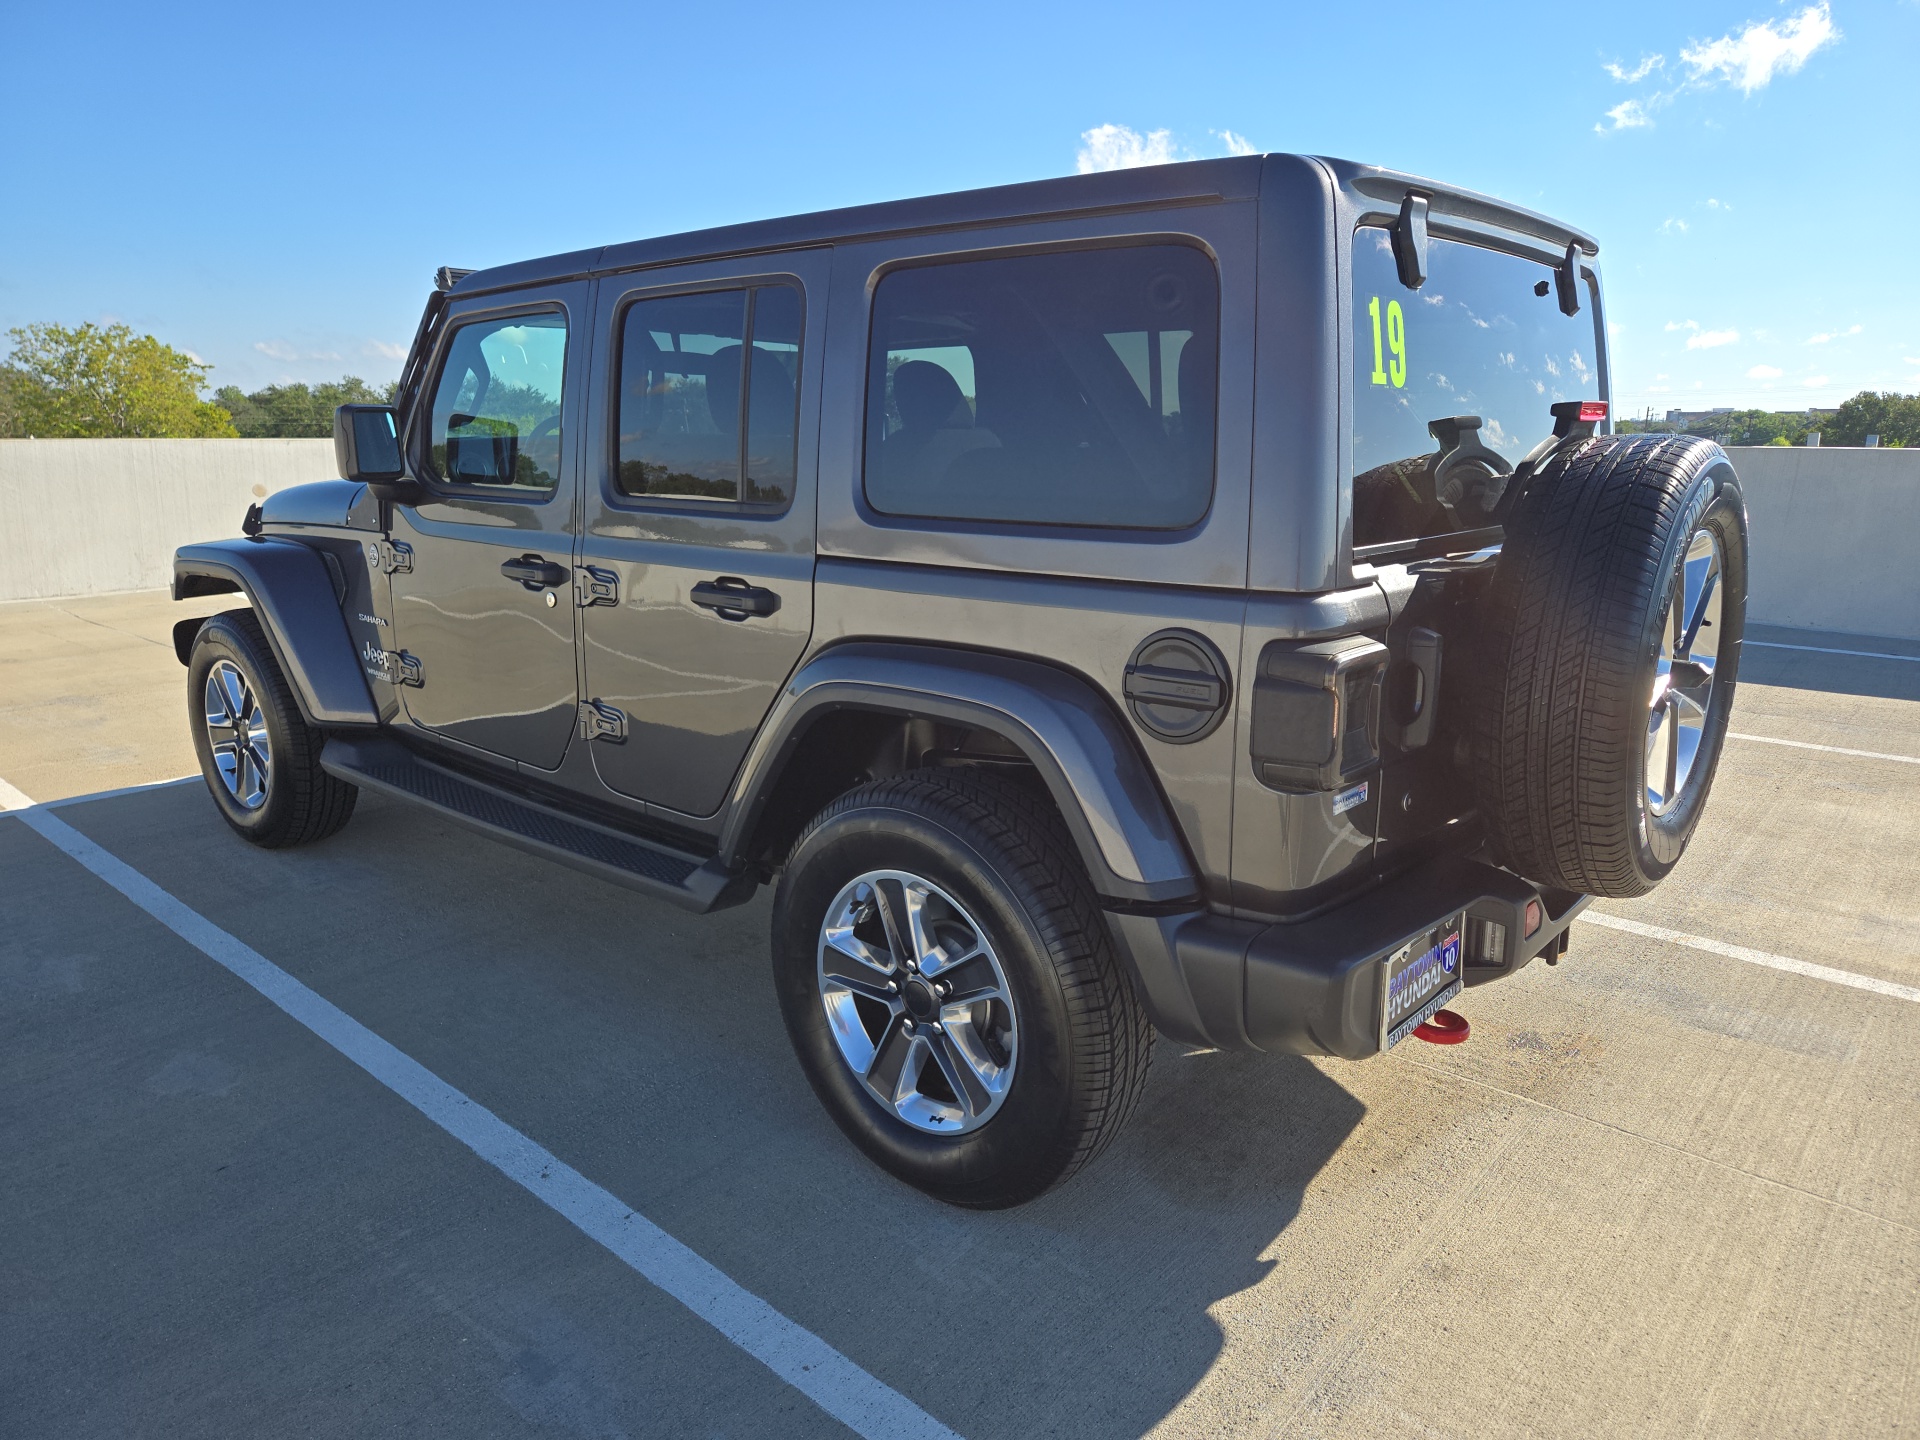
[{"xmin": 333, "ymin": 405, "xmax": 420, "ymax": 501}]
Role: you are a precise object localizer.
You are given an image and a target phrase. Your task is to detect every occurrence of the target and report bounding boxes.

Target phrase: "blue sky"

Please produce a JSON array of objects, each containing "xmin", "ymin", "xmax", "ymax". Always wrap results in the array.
[{"xmin": 6, "ymin": 1, "xmax": 1909, "ymax": 416}]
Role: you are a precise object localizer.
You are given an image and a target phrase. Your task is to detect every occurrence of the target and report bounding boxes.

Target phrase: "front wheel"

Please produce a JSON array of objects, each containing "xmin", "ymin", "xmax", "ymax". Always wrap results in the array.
[
  {"xmin": 187, "ymin": 609, "xmax": 358, "ymax": 848},
  {"xmin": 771, "ymin": 770, "xmax": 1152, "ymax": 1209}
]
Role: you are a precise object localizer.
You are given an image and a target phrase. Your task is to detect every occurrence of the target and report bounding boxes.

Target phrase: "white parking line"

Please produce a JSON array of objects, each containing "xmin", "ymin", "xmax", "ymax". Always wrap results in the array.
[
  {"xmin": 1746, "ymin": 640, "xmax": 1920, "ymax": 664},
  {"xmin": 1728, "ymin": 733, "xmax": 1920, "ymax": 766},
  {"xmin": 0, "ymin": 786, "xmax": 960, "ymax": 1440},
  {"xmin": 1, "ymin": 776, "xmax": 200, "ymax": 812},
  {"xmin": 1579, "ymin": 911, "xmax": 1920, "ymax": 1004}
]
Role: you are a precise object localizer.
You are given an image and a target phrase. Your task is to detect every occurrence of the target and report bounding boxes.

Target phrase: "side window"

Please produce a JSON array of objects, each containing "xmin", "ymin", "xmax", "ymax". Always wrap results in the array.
[
  {"xmin": 864, "ymin": 245, "xmax": 1218, "ymax": 529},
  {"xmin": 615, "ymin": 284, "xmax": 803, "ymax": 505},
  {"xmin": 427, "ymin": 313, "xmax": 567, "ymax": 489}
]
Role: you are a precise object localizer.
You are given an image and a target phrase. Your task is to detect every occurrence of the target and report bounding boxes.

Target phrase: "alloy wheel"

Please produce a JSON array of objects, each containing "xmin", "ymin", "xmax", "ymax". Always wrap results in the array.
[
  {"xmin": 817, "ymin": 870, "xmax": 1018, "ymax": 1135},
  {"xmin": 1646, "ymin": 527, "xmax": 1723, "ymax": 815},
  {"xmin": 204, "ymin": 659, "xmax": 272, "ymax": 810}
]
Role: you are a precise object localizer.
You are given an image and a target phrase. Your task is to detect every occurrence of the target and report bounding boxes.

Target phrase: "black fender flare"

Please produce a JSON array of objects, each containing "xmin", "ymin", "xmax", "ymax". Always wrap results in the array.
[
  {"xmin": 718, "ymin": 642, "xmax": 1201, "ymax": 908},
  {"xmin": 172, "ymin": 538, "xmax": 379, "ymax": 728}
]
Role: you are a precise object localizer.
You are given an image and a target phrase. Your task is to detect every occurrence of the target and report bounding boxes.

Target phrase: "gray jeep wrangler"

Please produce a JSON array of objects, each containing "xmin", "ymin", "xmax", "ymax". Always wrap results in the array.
[{"xmin": 173, "ymin": 154, "xmax": 1746, "ymax": 1208}]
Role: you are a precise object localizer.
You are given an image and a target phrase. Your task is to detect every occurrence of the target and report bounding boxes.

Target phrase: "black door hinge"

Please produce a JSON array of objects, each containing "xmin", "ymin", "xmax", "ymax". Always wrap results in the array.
[
  {"xmin": 368, "ymin": 539, "xmax": 413, "ymax": 574},
  {"xmin": 579, "ymin": 699, "xmax": 628, "ymax": 742},
  {"xmin": 575, "ymin": 565, "xmax": 618, "ymax": 607}
]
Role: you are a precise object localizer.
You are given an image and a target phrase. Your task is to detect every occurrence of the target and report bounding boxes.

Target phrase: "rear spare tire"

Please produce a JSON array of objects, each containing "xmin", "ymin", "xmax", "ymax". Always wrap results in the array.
[{"xmin": 1472, "ymin": 434, "xmax": 1747, "ymax": 898}]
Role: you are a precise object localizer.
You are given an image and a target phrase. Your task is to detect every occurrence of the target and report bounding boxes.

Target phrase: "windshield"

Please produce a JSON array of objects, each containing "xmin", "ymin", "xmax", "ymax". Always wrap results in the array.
[{"xmin": 1352, "ymin": 226, "xmax": 1602, "ymax": 553}]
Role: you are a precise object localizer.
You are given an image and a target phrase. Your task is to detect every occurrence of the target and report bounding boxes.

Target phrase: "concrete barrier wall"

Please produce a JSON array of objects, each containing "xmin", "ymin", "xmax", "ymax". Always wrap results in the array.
[
  {"xmin": 2, "ymin": 438, "xmax": 1917, "ymax": 639},
  {"xmin": 0, "ymin": 439, "xmax": 337, "ymax": 602},
  {"xmin": 1725, "ymin": 445, "xmax": 1920, "ymax": 642}
]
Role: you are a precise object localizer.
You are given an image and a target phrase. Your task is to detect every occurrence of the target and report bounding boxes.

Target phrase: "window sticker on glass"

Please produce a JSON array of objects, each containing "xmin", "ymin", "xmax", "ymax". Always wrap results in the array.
[{"xmin": 1351, "ymin": 228, "xmax": 1602, "ymax": 552}]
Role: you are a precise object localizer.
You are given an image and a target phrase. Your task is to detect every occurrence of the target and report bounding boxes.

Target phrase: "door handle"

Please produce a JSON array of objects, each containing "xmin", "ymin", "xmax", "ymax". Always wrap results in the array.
[
  {"xmin": 690, "ymin": 576, "xmax": 781, "ymax": 619},
  {"xmin": 501, "ymin": 554, "xmax": 568, "ymax": 590}
]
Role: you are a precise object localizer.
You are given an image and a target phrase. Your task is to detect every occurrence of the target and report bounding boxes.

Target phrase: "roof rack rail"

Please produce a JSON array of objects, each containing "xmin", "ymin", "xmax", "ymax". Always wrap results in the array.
[{"xmin": 434, "ymin": 266, "xmax": 474, "ymax": 292}]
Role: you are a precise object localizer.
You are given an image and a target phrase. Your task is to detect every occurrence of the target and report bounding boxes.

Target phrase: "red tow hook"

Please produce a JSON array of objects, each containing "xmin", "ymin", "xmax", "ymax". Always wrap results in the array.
[{"xmin": 1413, "ymin": 1010, "xmax": 1470, "ymax": 1045}]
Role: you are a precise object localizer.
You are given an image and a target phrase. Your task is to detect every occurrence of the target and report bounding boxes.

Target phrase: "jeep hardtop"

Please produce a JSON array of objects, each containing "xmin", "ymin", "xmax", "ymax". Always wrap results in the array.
[{"xmin": 174, "ymin": 153, "xmax": 1747, "ymax": 1207}]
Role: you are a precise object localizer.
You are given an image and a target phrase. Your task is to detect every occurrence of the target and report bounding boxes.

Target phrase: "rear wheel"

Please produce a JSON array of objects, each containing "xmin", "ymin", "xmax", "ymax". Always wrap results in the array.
[
  {"xmin": 187, "ymin": 610, "xmax": 357, "ymax": 848},
  {"xmin": 1471, "ymin": 435, "xmax": 1747, "ymax": 897},
  {"xmin": 771, "ymin": 769, "xmax": 1152, "ymax": 1209}
]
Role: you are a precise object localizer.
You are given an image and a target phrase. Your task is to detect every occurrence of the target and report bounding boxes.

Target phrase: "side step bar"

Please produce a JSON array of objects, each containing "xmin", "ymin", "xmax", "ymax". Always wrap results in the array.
[{"xmin": 320, "ymin": 735, "xmax": 756, "ymax": 913}]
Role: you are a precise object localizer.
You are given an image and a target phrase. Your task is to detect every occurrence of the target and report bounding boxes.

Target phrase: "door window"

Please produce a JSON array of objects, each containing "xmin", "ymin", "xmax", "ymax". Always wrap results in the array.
[
  {"xmin": 425, "ymin": 312, "xmax": 568, "ymax": 490},
  {"xmin": 863, "ymin": 244, "xmax": 1218, "ymax": 529},
  {"xmin": 615, "ymin": 284, "xmax": 803, "ymax": 505}
]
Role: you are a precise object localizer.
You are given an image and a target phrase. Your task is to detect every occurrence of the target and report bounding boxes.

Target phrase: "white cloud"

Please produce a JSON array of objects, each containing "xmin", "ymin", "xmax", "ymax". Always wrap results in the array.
[
  {"xmin": 1660, "ymin": 217, "xmax": 1690, "ymax": 234},
  {"xmin": 1747, "ymin": 364, "xmax": 1784, "ymax": 379},
  {"xmin": 184, "ymin": 349, "xmax": 206, "ymax": 365},
  {"xmin": 1666, "ymin": 319, "xmax": 1698, "ymax": 333},
  {"xmin": 1077, "ymin": 124, "xmax": 1181, "ymax": 172},
  {"xmin": 1804, "ymin": 375, "xmax": 1830, "ymax": 387},
  {"xmin": 367, "ymin": 340, "xmax": 408, "ymax": 361},
  {"xmin": 1077, "ymin": 124, "xmax": 1261, "ymax": 171},
  {"xmin": 1595, "ymin": 5, "xmax": 1836, "ymax": 131},
  {"xmin": 1598, "ymin": 99, "xmax": 1653, "ymax": 132},
  {"xmin": 1687, "ymin": 329, "xmax": 1739, "ymax": 349},
  {"xmin": 1704, "ymin": 197, "xmax": 1731, "ymax": 210},
  {"xmin": 254, "ymin": 339, "xmax": 298, "ymax": 361},
  {"xmin": 1606, "ymin": 55, "xmax": 1665, "ymax": 83},
  {"xmin": 1681, "ymin": 4, "xmax": 1838, "ymax": 93},
  {"xmin": 1905, "ymin": 357, "xmax": 1920, "ymax": 367},
  {"xmin": 1805, "ymin": 324, "xmax": 1863, "ymax": 344},
  {"xmin": 311, "ymin": 351, "xmax": 341, "ymax": 362}
]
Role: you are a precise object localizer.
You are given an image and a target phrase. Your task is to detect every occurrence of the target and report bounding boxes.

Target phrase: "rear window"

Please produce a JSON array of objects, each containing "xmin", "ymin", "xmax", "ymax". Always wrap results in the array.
[
  {"xmin": 1352, "ymin": 227, "xmax": 1601, "ymax": 553},
  {"xmin": 864, "ymin": 244, "xmax": 1218, "ymax": 530}
]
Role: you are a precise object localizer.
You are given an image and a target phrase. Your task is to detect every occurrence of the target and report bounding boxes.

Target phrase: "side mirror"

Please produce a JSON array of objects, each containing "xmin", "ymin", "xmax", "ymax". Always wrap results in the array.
[{"xmin": 333, "ymin": 405, "xmax": 419, "ymax": 500}]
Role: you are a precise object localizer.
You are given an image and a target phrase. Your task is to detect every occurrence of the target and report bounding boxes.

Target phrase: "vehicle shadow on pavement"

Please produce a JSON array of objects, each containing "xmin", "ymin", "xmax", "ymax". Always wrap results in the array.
[
  {"xmin": 42, "ymin": 786, "xmax": 1367, "ymax": 1440},
  {"xmin": 1741, "ymin": 627, "xmax": 1920, "ymax": 702}
]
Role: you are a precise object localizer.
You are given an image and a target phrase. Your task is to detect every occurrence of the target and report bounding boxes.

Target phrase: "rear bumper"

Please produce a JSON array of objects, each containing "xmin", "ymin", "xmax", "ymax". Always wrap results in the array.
[{"xmin": 1105, "ymin": 854, "xmax": 1589, "ymax": 1058}]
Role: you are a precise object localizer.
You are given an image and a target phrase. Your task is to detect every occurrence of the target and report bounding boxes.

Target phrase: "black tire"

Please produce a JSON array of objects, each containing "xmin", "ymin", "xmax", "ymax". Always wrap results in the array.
[
  {"xmin": 187, "ymin": 609, "xmax": 358, "ymax": 848},
  {"xmin": 1471, "ymin": 434, "xmax": 1747, "ymax": 897},
  {"xmin": 771, "ymin": 768, "xmax": 1153, "ymax": 1209}
]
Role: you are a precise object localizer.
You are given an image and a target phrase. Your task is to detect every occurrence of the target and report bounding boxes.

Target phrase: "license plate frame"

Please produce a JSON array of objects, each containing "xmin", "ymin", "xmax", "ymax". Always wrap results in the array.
[{"xmin": 1380, "ymin": 914, "xmax": 1464, "ymax": 1051}]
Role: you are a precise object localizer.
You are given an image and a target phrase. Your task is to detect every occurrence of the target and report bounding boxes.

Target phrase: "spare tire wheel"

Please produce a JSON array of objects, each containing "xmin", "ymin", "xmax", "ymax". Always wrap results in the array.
[{"xmin": 1471, "ymin": 434, "xmax": 1748, "ymax": 898}]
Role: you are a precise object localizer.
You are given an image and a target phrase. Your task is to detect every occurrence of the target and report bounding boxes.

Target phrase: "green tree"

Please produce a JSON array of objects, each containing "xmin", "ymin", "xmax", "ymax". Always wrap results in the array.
[
  {"xmin": 1618, "ymin": 409, "xmax": 1819, "ymax": 446},
  {"xmin": 1, "ymin": 322, "xmax": 236, "ymax": 437},
  {"xmin": 214, "ymin": 376, "xmax": 395, "ymax": 438},
  {"xmin": 1812, "ymin": 391, "xmax": 1920, "ymax": 447}
]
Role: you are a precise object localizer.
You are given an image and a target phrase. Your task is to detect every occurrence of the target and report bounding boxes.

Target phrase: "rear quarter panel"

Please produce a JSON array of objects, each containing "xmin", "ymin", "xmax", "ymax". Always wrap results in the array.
[{"xmin": 810, "ymin": 198, "xmax": 1260, "ymax": 903}]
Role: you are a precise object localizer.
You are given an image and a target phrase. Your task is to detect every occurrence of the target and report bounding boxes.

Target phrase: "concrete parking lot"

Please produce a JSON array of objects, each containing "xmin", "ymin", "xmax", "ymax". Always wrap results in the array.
[{"xmin": 4, "ymin": 589, "xmax": 1918, "ymax": 1439}]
